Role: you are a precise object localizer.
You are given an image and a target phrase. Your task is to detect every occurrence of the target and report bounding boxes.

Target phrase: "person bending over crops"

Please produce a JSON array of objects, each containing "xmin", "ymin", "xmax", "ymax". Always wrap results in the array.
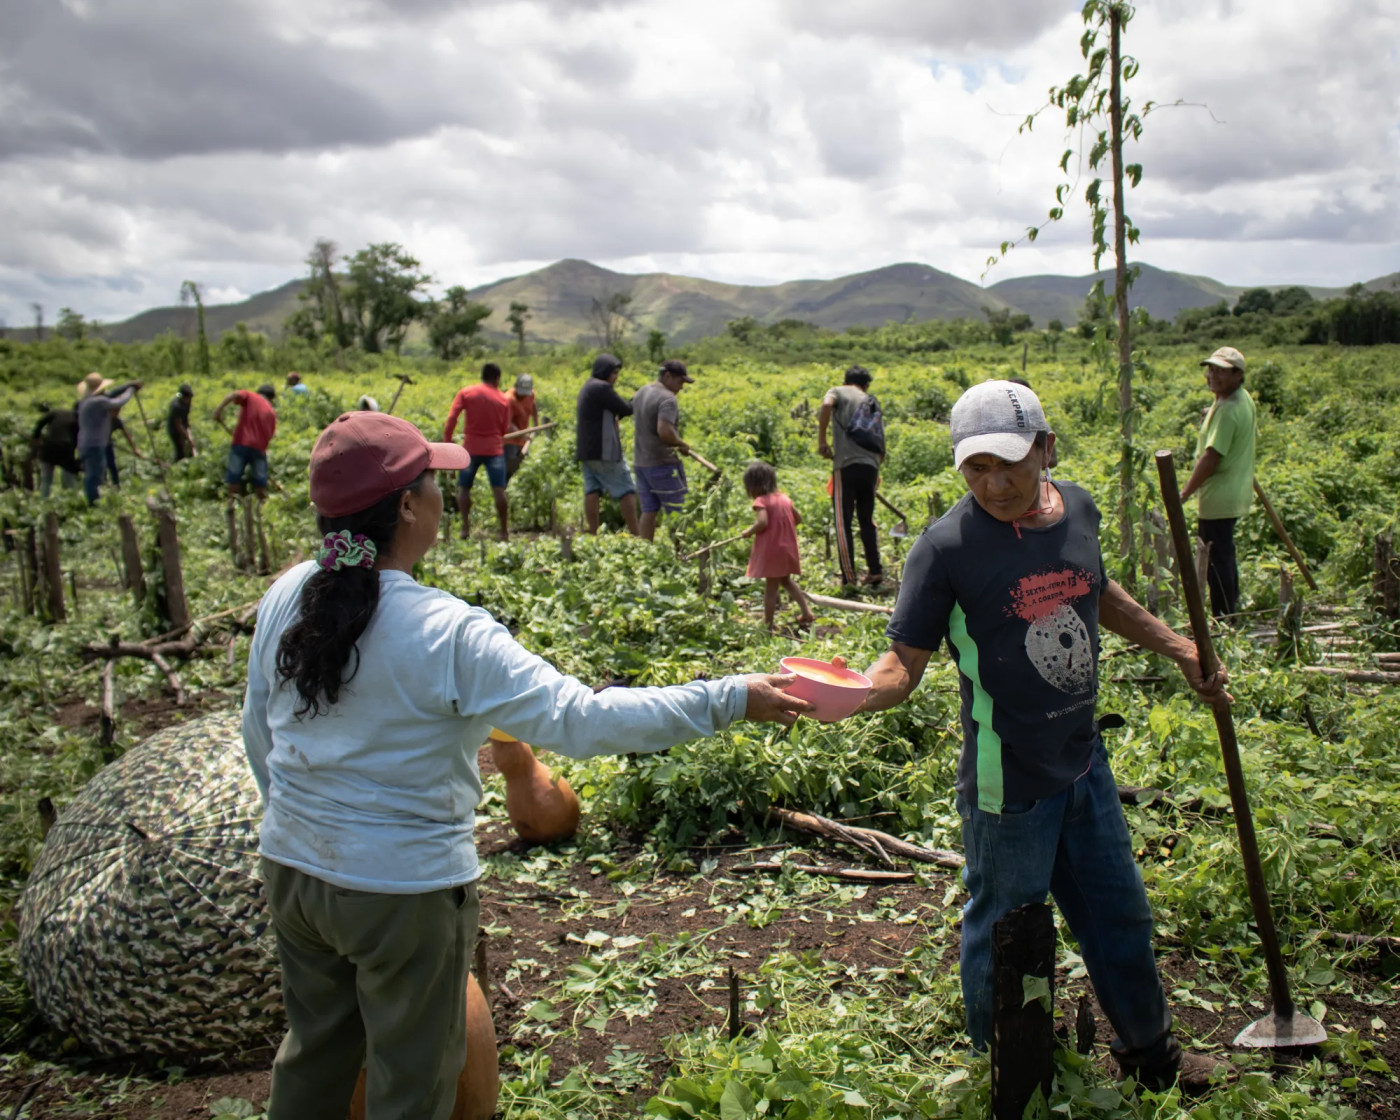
[
  {"xmin": 241, "ymin": 411, "xmax": 811, "ymax": 1120},
  {"xmin": 851, "ymin": 380, "xmax": 1231, "ymax": 1094},
  {"xmin": 213, "ymin": 384, "xmax": 277, "ymax": 502},
  {"xmin": 444, "ymin": 361, "xmax": 512, "ymax": 541}
]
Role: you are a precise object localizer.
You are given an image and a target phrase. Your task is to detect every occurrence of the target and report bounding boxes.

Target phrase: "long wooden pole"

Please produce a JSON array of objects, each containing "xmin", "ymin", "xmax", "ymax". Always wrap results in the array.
[
  {"xmin": 1253, "ymin": 479, "xmax": 1318, "ymax": 592},
  {"xmin": 1155, "ymin": 450, "xmax": 1299, "ymax": 1028}
]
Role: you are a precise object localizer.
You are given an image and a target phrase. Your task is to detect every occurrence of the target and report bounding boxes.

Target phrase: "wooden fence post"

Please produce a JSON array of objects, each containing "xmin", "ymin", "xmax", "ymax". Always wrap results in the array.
[
  {"xmin": 149, "ymin": 500, "xmax": 191, "ymax": 631},
  {"xmin": 21, "ymin": 528, "xmax": 39, "ymax": 617},
  {"xmin": 41, "ymin": 512, "xmax": 66, "ymax": 622},
  {"xmin": 226, "ymin": 500, "xmax": 239, "ymax": 566},
  {"xmin": 254, "ymin": 501, "xmax": 271, "ymax": 575},
  {"xmin": 240, "ymin": 499, "xmax": 256, "ymax": 572},
  {"xmin": 991, "ymin": 903, "xmax": 1055, "ymax": 1120},
  {"xmin": 1375, "ymin": 531, "xmax": 1398, "ymax": 619},
  {"xmin": 118, "ymin": 514, "xmax": 146, "ymax": 605}
]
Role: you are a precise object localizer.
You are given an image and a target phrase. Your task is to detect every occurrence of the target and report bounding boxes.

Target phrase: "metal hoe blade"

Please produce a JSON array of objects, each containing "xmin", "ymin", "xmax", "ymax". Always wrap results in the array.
[{"xmin": 1234, "ymin": 1010, "xmax": 1328, "ymax": 1049}]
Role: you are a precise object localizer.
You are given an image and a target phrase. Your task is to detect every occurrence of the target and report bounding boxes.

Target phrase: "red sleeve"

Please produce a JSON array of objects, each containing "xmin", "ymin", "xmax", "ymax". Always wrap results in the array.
[
  {"xmin": 498, "ymin": 394, "xmax": 511, "ymax": 435},
  {"xmin": 444, "ymin": 390, "xmax": 466, "ymax": 442}
]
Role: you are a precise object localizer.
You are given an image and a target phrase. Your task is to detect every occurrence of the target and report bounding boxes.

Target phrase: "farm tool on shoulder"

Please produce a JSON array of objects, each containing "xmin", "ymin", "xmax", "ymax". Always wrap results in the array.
[
  {"xmin": 386, "ymin": 373, "xmax": 415, "ymax": 416},
  {"xmin": 1156, "ymin": 449, "xmax": 1326, "ymax": 1049}
]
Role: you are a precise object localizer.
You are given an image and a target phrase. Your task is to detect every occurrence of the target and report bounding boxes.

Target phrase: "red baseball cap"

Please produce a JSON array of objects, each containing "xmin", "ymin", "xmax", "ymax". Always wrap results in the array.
[{"xmin": 309, "ymin": 412, "xmax": 469, "ymax": 517}]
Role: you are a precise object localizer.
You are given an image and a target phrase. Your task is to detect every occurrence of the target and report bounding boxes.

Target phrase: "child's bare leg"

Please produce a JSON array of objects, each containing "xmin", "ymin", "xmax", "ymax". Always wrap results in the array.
[
  {"xmin": 784, "ymin": 576, "xmax": 814, "ymax": 624},
  {"xmin": 763, "ymin": 578, "xmax": 782, "ymax": 630}
]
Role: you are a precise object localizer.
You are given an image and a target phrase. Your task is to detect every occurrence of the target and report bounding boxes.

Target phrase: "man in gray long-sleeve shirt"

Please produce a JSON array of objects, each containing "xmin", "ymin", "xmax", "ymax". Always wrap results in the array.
[{"xmin": 76, "ymin": 379, "xmax": 141, "ymax": 504}]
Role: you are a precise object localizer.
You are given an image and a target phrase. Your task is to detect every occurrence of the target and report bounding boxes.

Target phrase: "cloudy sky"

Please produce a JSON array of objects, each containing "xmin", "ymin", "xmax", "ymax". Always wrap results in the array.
[{"xmin": 2, "ymin": 0, "xmax": 1397, "ymax": 328}]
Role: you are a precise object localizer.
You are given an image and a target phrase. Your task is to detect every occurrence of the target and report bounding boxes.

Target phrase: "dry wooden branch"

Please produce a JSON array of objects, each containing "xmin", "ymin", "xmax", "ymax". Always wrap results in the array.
[
  {"xmin": 1301, "ymin": 666, "xmax": 1400, "ymax": 685},
  {"xmin": 771, "ymin": 807, "xmax": 964, "ymax": 869},
  {"xmin": 149, "ymin": 651, "xmax": 186, "ymax": 704},
  {"xmin": 1311, "ymin": 930, "xmax": 1400, "ymax": 954},
  {"xmin": 805, "ymin": 592, "xmax": 893, "ymax": 616},
  {"xmin": 731, "ymin": 862, "xmax": 915, "ymax": 883}
]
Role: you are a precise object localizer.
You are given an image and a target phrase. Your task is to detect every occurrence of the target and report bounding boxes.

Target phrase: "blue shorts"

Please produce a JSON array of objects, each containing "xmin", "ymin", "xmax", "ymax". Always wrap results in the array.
[
  {"xmin": 580, "ymin": 459, "xmax": 636, "ymax": 500},
  {"xmin": 458, "ymin": 454, "xmax": 506, "ymax": 490},
  {"xmin": 635, "ymin": 462, "xmax": 688, "ymax": 514},
  {"xmin": 226, "ymin": 445, "xmax": 269, "ymax": 488}
]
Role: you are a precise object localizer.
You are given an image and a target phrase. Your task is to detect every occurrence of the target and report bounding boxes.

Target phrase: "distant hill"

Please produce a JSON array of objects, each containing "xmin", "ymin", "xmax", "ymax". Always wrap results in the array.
[
  {"xmin": 10, "ymin": 261, "xmax": 1396, "ymax": 346},
  {"xmin": 463, "ymin": 260, "xmax": 1019, "ymax": 345},
  {"xmin": 987, "ymin": 263, "xmax": 1373, "ymax": 327}
]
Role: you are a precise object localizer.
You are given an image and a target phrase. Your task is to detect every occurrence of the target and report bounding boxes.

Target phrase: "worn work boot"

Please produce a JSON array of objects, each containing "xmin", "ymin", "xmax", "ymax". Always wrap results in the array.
[{"xmin": 1120, "ymin": 1050, "xmax": 1232, "ymax": 1097}]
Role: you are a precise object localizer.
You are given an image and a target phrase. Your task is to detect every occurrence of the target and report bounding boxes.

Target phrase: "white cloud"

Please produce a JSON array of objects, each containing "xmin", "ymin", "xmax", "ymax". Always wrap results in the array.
[{"xmin": 1, "ymin": 0, "xmax": 1396, "ymax": 328}]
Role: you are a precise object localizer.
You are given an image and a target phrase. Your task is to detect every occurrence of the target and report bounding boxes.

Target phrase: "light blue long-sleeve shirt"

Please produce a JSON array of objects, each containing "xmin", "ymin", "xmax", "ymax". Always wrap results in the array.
[
  {"xmin": 76, "ymin": 384, "xmax": 137, "ymax": 450},
  {"xmin": 242, "ymin": 563, "xmax": 747, "ymax": 892}
]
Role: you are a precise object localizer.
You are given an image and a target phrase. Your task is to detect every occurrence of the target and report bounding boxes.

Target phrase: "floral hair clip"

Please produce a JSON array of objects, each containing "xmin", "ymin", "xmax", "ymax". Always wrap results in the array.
[{"xmin": 315, "ymin": 530, "xmax": 377, "ymax": 572}]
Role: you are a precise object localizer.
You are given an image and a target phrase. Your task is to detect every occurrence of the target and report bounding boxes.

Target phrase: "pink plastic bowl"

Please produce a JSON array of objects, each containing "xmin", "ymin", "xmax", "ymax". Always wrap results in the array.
[{"xmin": 779, "ymin": 657, "xmax": 872, "ymax": 722}]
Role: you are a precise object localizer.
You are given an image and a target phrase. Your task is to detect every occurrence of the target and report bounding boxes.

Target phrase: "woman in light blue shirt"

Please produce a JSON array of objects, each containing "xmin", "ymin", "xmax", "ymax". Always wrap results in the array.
[{"xmin": 243, "ymin": 411, "xmax": 809, "ymax": 1120}]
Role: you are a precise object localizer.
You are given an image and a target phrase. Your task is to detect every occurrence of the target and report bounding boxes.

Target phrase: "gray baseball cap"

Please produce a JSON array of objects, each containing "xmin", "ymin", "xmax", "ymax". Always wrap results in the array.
[{"xmin": 950, "ymin": 380, "xmax": 1050, "ymax": 468}]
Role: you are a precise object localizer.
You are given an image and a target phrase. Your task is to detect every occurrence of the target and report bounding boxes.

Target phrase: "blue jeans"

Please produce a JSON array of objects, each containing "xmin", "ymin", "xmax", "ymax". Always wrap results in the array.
[
  {"xmin": 457, "ymin": 454, "xmax": 507, "ymax": 491},
  {"xmin": 81, "ymin": 446, "xmax": 107, "ymax": 504},
  {"xmin": 957, "ymin": 744, "xmax": 1177, "ymax": 1071}
]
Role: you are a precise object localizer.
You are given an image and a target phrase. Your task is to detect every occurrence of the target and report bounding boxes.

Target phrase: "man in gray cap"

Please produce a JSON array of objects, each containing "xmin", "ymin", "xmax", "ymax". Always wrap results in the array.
[
  {"xmin": 1179, "ymin": 346, "xmax": 1256, "ymax": 618},
  {"xmin": 849, "ymin": 379, "xmax": 1231, "ymax": 1094},
  {"xmin": 504, "ymin": 372, "xmax": 538, "ymax": 481}
]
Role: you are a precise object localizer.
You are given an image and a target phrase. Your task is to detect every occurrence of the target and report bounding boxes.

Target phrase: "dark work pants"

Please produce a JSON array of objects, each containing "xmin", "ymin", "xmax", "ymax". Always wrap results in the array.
[
  {"xmin": 832, "ymin": 462, "xmax": 882, "ymax": 584},
  {"xmin": 1198, "ymin": 517, "xmax": 1239, "ymax": 618}
]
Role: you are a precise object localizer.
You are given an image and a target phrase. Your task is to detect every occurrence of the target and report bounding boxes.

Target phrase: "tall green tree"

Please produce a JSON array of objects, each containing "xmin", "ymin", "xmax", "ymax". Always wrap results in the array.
[
  {"xmin": 343, "ymin": 243, "xmax": 432, "ymax": 354},
  {"xmin": 506, "ymin": 300, "xmax": 531, "ymax": 356},
  {"xmin": 289, "ymin": 238, "xmax": 354, "ymax": 349},
  {"xmin": 56, "ymin": 307, "xmax": 87, "ymax": 341},
  {"xmin": 426, "ymin": 287, "xmax": 492, "ymax": 361},
  {"xmin": 588, "ymin": 292, "xmax": 633, "ymax": 350},
  {"xmin": 646, "ymin": 329, "xmax": 667, "ymax": 362},
  {"xmin": 990, "ymin": 0, "xmax": 1154, "ymax": 579},
  {"xmin": 180, "ymin": 281, "xmax": 212, "ymax": 380}
]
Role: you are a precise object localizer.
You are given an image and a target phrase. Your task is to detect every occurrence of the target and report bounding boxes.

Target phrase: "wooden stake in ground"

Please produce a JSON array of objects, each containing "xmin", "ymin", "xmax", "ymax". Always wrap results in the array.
[
  {"xmin": 253, "ymin": 500, "xmax": 271, "ymax": 575},
  {"xmin": 991, "ymin": 903, "xmax": 1055, "ymax": 1120},
  {"xmin": 149, "ymin": 499, "xmax": 191, "ymax": 631},
  {"xmin": 41, "ymin": 512, "xmax": 66, "ymax": 622},
  {"xmin": 118, "ymin": 514, "xmax": 146, "ymax": 604}
]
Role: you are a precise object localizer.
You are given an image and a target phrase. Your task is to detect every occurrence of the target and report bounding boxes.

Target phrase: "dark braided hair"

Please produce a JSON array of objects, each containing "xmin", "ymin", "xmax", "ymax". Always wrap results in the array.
[{"xmin": 275, "ymin": 472, "xmax": 426, "ymax": 718}]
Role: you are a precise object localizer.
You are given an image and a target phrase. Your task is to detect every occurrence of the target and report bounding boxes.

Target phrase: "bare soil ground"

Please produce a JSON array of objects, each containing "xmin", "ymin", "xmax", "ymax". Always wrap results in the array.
[{"xmin": 2, "ymin": 742, "xmax": 1395, "ymax": 1119}]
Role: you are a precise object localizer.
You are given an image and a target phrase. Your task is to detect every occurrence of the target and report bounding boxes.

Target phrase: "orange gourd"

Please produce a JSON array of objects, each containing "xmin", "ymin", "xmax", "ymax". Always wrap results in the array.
[
  {"xmin": 488, "ymin": 735, "xmax": 580, "ymax": 844},
  {"xmin": 347, "ymin": 972, "xmax": 498, "ymax": 1120}
]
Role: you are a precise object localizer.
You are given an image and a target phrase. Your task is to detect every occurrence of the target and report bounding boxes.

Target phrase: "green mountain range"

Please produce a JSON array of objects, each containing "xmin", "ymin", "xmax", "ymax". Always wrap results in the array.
[{"xmin": 16, "ymin": 261, "xmax": 1397, "ymax": 346}]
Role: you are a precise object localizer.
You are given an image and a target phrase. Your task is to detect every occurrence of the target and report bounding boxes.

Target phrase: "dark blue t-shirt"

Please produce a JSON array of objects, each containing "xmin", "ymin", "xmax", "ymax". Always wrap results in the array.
[{"xmin": 886, "ymin": 482, "xmax": 1106, "ymax": 812}]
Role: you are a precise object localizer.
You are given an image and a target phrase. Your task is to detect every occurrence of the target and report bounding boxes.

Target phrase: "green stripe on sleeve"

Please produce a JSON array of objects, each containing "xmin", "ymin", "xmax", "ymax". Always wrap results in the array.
[{"xmin": 948, "ymin": 602, "xmax": 1004, "ymax": 813}]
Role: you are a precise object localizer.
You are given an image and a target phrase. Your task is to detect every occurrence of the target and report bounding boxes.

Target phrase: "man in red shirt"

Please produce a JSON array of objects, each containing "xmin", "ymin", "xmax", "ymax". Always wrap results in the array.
[
  {"xmin": 503, "ymin": 373, "xmax": 539, "ymax": 482},
  {"xmin": 444, "ymin": 363, "xmax": 512, "ymax": 540},
  {"xmin": 213, "ymin": 384, "xmax": 277, "ymax": 501}
]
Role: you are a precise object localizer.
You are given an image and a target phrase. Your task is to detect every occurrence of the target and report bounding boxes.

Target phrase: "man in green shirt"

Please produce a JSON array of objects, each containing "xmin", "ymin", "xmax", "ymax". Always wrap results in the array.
[{"xmin": 1179, "ymin": 346, "xmax": 1256, "ymax": 618}]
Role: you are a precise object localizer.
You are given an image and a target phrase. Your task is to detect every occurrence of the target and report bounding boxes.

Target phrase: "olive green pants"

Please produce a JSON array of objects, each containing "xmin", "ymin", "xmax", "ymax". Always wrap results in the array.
[{"xmin": 262, "ymin": 858, "xmax": 480, "ymax": 1120}]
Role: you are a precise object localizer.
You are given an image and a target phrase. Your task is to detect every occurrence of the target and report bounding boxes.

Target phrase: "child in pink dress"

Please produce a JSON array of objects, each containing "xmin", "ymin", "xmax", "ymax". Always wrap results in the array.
[{"xmin": 741, "ymin": 461, "xmax": 814, "ymax": 631}]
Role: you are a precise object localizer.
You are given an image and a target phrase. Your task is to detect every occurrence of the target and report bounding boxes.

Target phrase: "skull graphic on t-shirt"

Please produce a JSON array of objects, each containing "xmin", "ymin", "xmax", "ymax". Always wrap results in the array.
[{"xmin": 1009, "ymin": 568, "xmax": 1097, "ymax": 695}]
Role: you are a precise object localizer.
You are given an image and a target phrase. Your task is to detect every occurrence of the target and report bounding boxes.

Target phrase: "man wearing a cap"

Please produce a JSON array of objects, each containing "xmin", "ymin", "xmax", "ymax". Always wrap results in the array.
[
  {"xmin": 445, "ymin": 363, "xmax": 513, "ymax": 540},
  {"xmin": 75, "ymin": 376, "xmax": 142, "ymax": 504},
  {"xmin": 213, "ymin": 384, "xmax": 278, "ymax": 502},
  {"xmin": 504, "ymin": 372, "xmax": 539, "ymax": 481},
  {"xmin": 167, "ymin": 384, "xmax": 197, "ymax": 461},
  {"xmin": 631, "ymin": 359, "xmax": 694, "ymax": 540},
  {"xmin": 575, "ymin": 353, "xmax": 639, "ymax": 535},
  {"xmin": 853, "ymin": 380, "xmax": 1230, "ymax": 1092},
  {"xmin": 1180, "ymin": 347, "xmax": 1256, "ymax": 618},
  {"xmin": 818, "ymin": 365, "xmax": 884, "ymax": 587}
]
